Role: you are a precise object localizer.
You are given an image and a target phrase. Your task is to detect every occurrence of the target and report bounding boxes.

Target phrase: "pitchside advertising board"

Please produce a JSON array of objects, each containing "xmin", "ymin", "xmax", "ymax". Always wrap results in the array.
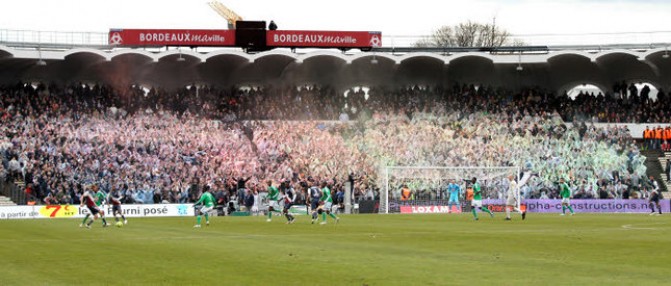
[
  {"xmin": 0, "ymin": 204, "xmax": 194, "ymax": 219},
  {"xmin": 399, "ymin": 199, "xmax": 670, "ymax": 214}
]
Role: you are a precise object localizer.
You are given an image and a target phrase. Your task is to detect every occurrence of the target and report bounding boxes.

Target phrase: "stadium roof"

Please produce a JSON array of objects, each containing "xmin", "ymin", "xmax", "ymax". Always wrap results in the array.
[{"xmin": 0, "ymin": 44, "xmax": 669, "ymax": 93}]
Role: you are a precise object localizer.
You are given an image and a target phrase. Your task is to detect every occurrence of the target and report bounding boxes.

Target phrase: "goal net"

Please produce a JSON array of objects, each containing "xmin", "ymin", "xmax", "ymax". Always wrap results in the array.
[{"xmin": 380, "ymin": 166, "xmax": 519, "ymax": 214}]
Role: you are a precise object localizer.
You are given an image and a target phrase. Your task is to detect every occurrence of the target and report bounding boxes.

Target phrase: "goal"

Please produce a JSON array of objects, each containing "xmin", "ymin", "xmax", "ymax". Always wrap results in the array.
[{"xmin": 380, "ymin": 166, "xmax": 519, "ymax": 214}]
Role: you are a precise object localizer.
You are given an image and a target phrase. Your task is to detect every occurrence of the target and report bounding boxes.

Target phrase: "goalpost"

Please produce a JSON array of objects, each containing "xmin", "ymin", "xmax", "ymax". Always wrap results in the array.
[{"xmin": 380, "ymin": 166, "xmax": 520, "ymax": 214}]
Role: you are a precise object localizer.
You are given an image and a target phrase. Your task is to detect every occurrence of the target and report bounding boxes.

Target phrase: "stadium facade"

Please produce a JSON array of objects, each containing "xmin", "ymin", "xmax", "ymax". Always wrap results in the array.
[{"xmin": 0, "ymin": 43, "xmax": 669, "ymax": 94}]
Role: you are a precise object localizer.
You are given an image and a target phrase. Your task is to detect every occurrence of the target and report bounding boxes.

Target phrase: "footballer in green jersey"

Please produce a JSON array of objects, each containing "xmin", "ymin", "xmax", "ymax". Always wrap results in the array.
[
  {"xmin": 266, "ymin": 180, "xmax": 282, "ymax": 222},
  {"xmin": 470, "ymin": 177, "xmax": 494, "ymax": 220},
  {"xmin": 317, "ymin": 181, "xmax": 339, "ymax": 225},
  {"xmin": 559, "ymin": 177, "xmax": 575, "ymax": 216},
  {"xmin": 193, "ymin": 187, "xmax": 216, "ymax": 227}
]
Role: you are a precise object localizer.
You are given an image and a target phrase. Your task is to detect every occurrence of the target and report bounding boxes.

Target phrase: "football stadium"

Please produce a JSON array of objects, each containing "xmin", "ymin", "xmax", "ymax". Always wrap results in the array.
[{"xmin": 1, "ymin": 1, "xmax": 670, "ymax": 285}]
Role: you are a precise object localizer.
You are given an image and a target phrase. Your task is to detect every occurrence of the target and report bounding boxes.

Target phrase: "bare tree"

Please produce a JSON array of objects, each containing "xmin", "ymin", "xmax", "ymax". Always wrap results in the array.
[
  {"xmin": 415, "ymin": 26, "xmax": 455, "ymax": 47},
  {"xmin": 454, "ymin": 22, "xmax": 480, "ymax": 47},
  {"xmin": 415, "ymin": 21, "xmax": 519, "ymax": 48}
]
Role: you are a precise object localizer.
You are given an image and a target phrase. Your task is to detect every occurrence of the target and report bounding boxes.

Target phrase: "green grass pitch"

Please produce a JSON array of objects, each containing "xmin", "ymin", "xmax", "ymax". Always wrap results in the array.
[{"xmin": 0, "ymin": 213, "xmax": 669, "ymax": 286}]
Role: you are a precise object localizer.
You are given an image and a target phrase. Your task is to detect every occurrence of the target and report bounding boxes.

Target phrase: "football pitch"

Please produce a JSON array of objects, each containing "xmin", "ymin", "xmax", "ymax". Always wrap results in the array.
[{"xmin": 0, "ymin": 213, "xmax": 669, "ymax": 286}]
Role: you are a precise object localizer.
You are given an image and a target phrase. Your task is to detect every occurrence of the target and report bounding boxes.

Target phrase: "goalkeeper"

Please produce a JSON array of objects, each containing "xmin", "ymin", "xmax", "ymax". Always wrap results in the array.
[{"xmin": 446, "ymin": 179, "xmax": 461, "ymax": 213}]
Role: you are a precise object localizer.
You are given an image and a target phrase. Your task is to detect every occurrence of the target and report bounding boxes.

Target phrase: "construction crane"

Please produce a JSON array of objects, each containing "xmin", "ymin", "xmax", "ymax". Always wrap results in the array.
[{"xmin": 207, "ymin": 1, "xmax": 243, "ymax": 29}]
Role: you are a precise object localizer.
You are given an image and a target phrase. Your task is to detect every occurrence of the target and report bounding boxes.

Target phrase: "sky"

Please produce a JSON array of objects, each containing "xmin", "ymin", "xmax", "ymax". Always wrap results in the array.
[{"xmin": 1, "ymin": 0, "xmax": 670, "ymax": 45}]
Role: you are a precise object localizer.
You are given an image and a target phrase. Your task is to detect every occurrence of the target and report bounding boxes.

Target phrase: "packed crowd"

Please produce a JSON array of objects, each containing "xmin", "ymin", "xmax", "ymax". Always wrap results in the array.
[
  {"xmin": 0, "ymin": 81, "xmax": 655, "ymax": 206},
  {"xmin": 224, "ymin": 82, "xmax": 670, "ymax": 124},
  {"xmin": 559, "ymin": 82, "xmax": 668, "ymax": 123},
  {"xmin": 382, "ymin": 113, "xmax": 646, "ymax": 201}
]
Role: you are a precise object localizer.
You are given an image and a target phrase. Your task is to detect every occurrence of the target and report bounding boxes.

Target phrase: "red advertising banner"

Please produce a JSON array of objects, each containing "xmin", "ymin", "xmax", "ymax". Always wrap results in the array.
[
  {"xmin": 267, "ymin": 30, "xmax": 382, "ymax": 48},
  {"xmin": 109, "ymin": 29, "xmax": 235, "ymax": 47}
]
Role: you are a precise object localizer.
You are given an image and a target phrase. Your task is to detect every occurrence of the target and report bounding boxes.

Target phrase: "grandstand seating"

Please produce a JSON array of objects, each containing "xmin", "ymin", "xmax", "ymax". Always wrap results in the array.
[
  {"xmin": 0, "ymin": 82, "xmax": 657, "ymax": 206},
  {"xmin": 656, "ymin": 152, "xmax": 671, "ymax": 192},
  {"xmin": 0, "ymin": 195, "xmax": 16, "ymax": 206}
]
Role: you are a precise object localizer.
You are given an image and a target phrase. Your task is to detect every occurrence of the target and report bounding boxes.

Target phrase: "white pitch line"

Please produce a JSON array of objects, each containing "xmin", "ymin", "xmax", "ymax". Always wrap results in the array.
[
  {"xmin": 621, "ymin": 224, "xmax": 658, "ymax": 230},
  {"xmin": 0, "ymin": 235, "xmax": 208, "ymax": 243},
  {"xmin": 0, "ymin": 230, "xmax": 442, "ymax": 243},
  {"xmin": 4, "ymin": 222, "xmax": 668, "ymax": 242}
]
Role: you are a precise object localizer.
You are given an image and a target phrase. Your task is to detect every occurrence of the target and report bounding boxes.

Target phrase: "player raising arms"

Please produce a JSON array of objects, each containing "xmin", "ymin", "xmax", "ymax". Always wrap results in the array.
[
  {"xmin": 505, "ymin": 175, "xmax": 526, "ymax": 220},
  {"xmin": 470, "ymin": 177, "xmax": 494, "ymax": 220},
  {"xmin": 318, "ymin": 181, "xmax": 340, "ymax": 225},
  {"xmin": 193, "ymin": 186, "xmax": 216, "ymax": 228},
  {"xmin": 559, "ymin": 177, "xmax": 575, "ymax": 216},
  {"xmin": 446, "ymin": 179, "xmax": 461, "ymax": 213},
  {"xmin": 79, "ymin": 186, "xmax": 104, "ymax": 229},
  {"xmin": 282, "ymin": 182, "xmax": 297, "ymax": 224},
  {"xmin": 107, "ymin": 186, "xmax": 128, "ymax": 225},
  {"xmin": 80, "ymin": 184, "xmax": 109, "ymax": 227},
  {"xmin": 266, "ymin": 180, "xmax": 282, "ymax": 222}
]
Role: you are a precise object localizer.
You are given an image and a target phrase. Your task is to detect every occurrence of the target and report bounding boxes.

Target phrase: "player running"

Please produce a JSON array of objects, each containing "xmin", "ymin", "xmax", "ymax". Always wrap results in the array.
[
  {"xmin": 446, "ymin": 179, "xmax": 461, "ymax": 213},
  {"xmin": 318, "ymin": 181, "xmax": 339, "ymax": 225},
  {"xmin": 107, "ymin": 187, "xmax": 128, "ymax": 225},
  {"xmin": 266, "ymin": 180, "xmax": 282, "ymax": 222},
  {"xmin": 308, "ymin": 179, "xmax": 322, "ymax": 224},
  {"xmin": 193, "ymin": 187, "xmax": 216, "ymax": 228},
  {"xmin": 505, "ymin": 175, "xmax": 526, "ymax": 220},
  {"xmin": 80, "ymin": 184, "xmax": 109, "ymax": 227},
  {"xmin": 559, "ymin": 177, "xmax": 575, "ymax": 216},
  {"xmin": 470, "ymin": 177, "xmax": 494, "ymax": 220},
  {"xmin": 79, "ymin": 187, "xmax": 105, "ymax": 229},
  {"xmin": 649, "ymin": 176, "xmax": 662, "ymax": 215},
  {"xmin": 282, "ymin": 183, "xmax": 297, "ymax": 224}
]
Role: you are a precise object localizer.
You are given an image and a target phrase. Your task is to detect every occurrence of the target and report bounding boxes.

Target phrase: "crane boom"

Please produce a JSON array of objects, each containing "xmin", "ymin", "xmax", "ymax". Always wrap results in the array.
[{"xmin": 207, "ymin": 1, "xmax": 243, "ymax": 29}]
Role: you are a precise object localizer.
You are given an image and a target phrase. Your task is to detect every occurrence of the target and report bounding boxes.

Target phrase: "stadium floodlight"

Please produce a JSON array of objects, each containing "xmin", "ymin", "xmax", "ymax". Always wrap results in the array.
[
  {"xmin": 36, "ymin": 47, "xmax": 46, "ymax": 66},
  {"xmin": 177, "ymin": 50, "xmax": 186, "ymax": 62},
  {"xmin": 516, "ymin": 52, "xmax": 523, "ymax": 71}
]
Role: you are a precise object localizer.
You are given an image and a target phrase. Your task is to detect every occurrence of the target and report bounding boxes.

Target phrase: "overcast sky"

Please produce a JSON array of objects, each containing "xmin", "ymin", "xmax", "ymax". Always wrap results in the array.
[{"xmin": 1, "ymin": 0, "xmax": 670, "ymax": 44}]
